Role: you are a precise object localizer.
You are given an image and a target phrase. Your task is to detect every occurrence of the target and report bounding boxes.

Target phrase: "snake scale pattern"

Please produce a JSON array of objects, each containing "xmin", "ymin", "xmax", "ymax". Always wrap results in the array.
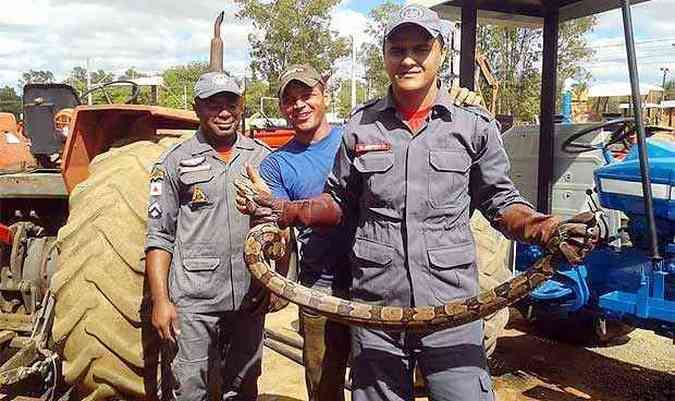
[{"xmin": 244, "ymin": 222, "xmax": 560, "ymax": 331}]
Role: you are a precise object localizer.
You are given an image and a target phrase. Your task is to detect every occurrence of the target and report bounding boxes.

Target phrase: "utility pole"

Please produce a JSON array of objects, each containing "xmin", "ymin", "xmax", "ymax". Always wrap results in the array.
[
  {"xmin": 351, "ymin": 35, "xmax": 357, "ymax": 110},
  {"xmin": 86, "ymin": 58, "xmax": 93, "ymax": 105},
  {"xmin": 659, "ymin": 67, "xmax": 670, "ymax": 124},
  {"xmin": 660, "ymin": 67, "xmax": 670, "ymax": 101}
]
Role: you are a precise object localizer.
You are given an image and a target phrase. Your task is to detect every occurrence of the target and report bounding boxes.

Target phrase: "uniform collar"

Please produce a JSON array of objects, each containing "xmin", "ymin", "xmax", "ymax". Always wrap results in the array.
[
  {"xmin": 372, "ymin": 81, "xmax": 453, "ymax": 117},
  {"xmin": 192, "ymin": 129, "xmax": 254, "ymax": 155}
]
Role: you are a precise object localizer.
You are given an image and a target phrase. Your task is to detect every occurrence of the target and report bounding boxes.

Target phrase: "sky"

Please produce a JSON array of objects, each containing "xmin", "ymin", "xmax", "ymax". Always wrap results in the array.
[{"xmin": 0, "ymin": 0, "xmax": 674, "ymax": 92}]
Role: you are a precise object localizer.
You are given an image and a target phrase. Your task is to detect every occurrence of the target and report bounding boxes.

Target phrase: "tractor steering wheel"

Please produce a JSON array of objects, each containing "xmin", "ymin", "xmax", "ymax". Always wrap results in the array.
[
  {"xmin": 561, "ymin": 118, "xmax": 638, "ymax": 154},
  {"xmin": 79, "ymin": 80, "xmax": 140, "ymax": 105}
]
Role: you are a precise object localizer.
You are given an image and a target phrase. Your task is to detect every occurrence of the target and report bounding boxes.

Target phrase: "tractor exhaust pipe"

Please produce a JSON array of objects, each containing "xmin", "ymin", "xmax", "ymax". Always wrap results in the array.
[{"xmin": 209, "ymin": 11, "xmax": 224, "ymax": 72}]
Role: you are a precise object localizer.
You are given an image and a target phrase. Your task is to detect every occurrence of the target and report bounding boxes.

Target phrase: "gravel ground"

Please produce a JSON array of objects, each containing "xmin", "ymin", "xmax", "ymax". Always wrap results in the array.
[{"xmin": 259, "ymin": 305, "xmax": 674, "ymax": 401}]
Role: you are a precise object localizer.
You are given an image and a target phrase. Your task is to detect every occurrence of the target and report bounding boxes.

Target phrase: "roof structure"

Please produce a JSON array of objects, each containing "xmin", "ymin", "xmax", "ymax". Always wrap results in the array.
[
  {"xmin": 658, "ymin": 100, "xmax": 675, "ymax": 108},
  {"xmin": 588, "ymin": 83, "xmax": 663, "ymax": 98},
  {"xmin": 412, "ymin": 0, "xmax": 650, "ymax": 27}
]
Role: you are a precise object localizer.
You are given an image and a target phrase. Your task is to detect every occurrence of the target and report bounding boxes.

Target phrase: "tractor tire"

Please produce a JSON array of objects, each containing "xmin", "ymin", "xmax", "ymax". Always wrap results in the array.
[
  {"xmin": 51, "ymin": 137, "xmax": 184, "ymax": 401},
  {"xmin": 471, "ymin": 211, "xmax": 512, "ymax": 357},
  {"xmin": 529, "ymin": 309, "xmax": 636, "ymax": 346}
]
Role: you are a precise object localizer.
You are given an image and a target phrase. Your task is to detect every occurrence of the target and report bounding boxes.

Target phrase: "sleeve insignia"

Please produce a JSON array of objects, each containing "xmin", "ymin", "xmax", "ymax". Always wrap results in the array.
[
  {"xmin": 150, "ymin": 166, "xmax": 165, "ymax": 182},
  {"xmin": 148, "ymin": 201, "xmax": 162, "ymax": 219},
  {"xmin": 150, "ymin": 181, "xmax": 162, "ymax": 196}
]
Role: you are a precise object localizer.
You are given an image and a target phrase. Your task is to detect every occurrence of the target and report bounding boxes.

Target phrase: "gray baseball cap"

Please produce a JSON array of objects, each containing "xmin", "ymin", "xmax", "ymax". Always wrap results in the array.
[
  {"xmin": 194, "ymin": 72, "xmax": 242, "ymax": 99},
  {"xmin": 277, "ymin": 64, "xmax": 323, "ymax": 97},
  {"xmin": 384, "ymin": 5, "xmax": 444, "ymax": 43}
]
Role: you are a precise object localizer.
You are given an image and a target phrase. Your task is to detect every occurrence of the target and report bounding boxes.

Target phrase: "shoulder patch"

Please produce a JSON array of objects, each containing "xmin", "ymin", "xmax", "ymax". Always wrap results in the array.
[
  {"xmin": 349, "ymin": 98, "xmax": 379, "ymax": 117},
  {"xmin": 456, "ymin": 104, "xmax": 494, "ymax": 123},
  {"xmin": 253, "ymin": 138, "xmax": 273, "ymax": 151},
  {"xmin": 155, "ymin": 142, "xmax": 181, "ymax": 165}
]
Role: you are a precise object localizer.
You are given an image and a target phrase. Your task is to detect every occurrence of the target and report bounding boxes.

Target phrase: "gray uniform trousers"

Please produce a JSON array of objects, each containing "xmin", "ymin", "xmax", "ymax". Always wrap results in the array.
[
  {"xmin": 326, "ymin": 86, "xmax": 529, "ymax": 401},
  {"xmin": 350, "ymin": 323, "xmax": 492, "ymax": 401},
  {"xmin": 172, "ymin": 311, "xmax": 264, "ymax": 401}
]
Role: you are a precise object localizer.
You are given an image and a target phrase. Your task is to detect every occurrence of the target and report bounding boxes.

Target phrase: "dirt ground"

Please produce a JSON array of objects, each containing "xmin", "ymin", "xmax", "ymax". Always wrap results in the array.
[{"xmin": 259, "ymin": 305, "xmax": 674, "ymax": 401}]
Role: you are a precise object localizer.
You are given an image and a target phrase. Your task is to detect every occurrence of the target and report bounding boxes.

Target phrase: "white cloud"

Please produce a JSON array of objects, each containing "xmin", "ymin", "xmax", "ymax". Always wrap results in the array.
[
  {"xmin": 0, "ymin": 0, "xmax": 251, "ymax": 89},
  {"xmin": 0, "ymin": 0, "xmax": 379, "ymax": 92},
  {"xmin": 584, "ymin": 0, "xmax": 675, "ymax": 86},
  {"xmin": 0, "ymin": 0, "xmax": 49, "ymax": 26}
]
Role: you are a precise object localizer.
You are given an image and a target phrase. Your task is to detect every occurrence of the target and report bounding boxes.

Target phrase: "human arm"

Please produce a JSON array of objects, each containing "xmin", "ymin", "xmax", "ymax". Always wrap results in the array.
[
  {"xmin": 235, "ymin": 164, "xmax": 343, "ymax": 228},
  {"xmin": 145, "ymin": 249, "xmax": 180, "ymax": 342},
  {"xmin": 144, "ymin": 161, "xmax": 181, "ymax": 341},
  {"xmin": 469, "ymin": 117, "xmax": 599, "ymax": 264}
]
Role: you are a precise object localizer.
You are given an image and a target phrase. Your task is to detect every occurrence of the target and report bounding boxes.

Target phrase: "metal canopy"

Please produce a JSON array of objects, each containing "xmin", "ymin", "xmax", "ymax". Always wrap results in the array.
[{"xmin": 414, "ymin": 0, "xmax": 649, "ymax": 26}]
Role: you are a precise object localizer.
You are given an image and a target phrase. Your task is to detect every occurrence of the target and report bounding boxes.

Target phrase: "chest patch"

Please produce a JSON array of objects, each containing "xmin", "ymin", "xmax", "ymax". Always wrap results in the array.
[
  {"xmin": 355, "ymin": 143, "xmax": 392, "ymax": 155},
  {"xmin": 191, "ymin": 186, "xmax": 209, "ymax": 205}
]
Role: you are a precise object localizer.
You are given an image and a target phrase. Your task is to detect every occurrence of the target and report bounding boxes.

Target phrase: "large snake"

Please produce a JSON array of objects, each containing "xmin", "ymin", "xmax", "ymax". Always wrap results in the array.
[{"xmin": 244, "ymin": 222, "xmax": 562, "ymax": 331}]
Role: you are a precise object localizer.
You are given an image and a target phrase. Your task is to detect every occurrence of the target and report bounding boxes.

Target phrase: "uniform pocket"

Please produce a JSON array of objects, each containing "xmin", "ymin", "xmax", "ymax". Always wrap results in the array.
[
  {"xmin": 178, "ymin": 170, "xmax": 213, "ymax": 185},
  {"xmin": 354, "ymin": 151, "xmax": 399, "ymax": 215},
  {"xmin": 427, "ymin": 242, "xmax": 475, "ymax": 302},
  {"xmin": 428, "ymin": 150, "xmax": 470, "ymax": 209},
  {"xmin": 181, "ymin": 256, "xmax": 221, "ymax": 299},
  {"xmin": 353, "ymin": 151, "xmax": 394, "ymax": 174},
  {"xmin": 350, "ymin": 237, "xmax": 393, "ymax": 303}
]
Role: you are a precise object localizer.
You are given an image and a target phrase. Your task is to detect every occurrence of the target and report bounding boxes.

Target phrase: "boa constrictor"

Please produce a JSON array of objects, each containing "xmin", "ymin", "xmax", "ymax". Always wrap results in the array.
[{"xmin": 244, "ymin": 222, "xmax": 560, "ymax": 331}]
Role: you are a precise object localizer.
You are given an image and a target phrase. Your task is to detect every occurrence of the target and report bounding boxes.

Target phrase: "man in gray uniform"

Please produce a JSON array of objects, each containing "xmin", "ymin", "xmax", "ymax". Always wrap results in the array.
[
  {"xmin": 236, "ymin": 5, "xmax": 599, "ymax": 401},
  {"xmin": 145, "ymin": 72, "xmax": 270, "ymax": 401}
]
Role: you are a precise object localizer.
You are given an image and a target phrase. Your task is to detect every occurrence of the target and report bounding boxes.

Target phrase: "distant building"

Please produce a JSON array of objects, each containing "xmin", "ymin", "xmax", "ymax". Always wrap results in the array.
[{"xmin": 586, "ymin": 83, "xmax": 664, "ymax": 122}]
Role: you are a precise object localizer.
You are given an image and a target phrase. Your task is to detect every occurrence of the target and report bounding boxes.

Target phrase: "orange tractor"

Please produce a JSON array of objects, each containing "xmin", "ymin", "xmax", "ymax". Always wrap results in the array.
[{"xmin": 0, "ymin": 14, "xmax": 296, "ymax": 400}]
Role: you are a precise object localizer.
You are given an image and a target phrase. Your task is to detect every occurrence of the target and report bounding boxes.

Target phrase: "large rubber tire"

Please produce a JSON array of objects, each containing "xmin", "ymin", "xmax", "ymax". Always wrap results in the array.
[
  {"xmin": 471, "ymin": 211, "xmax": 512, "ymax": 357},
  {"xmin": 51, "ymin": 137, "xmax": 184, "ymax": 401},
  {"xmin": 527, "ymin": 309, "xmax": 636, "ymax": 345}
]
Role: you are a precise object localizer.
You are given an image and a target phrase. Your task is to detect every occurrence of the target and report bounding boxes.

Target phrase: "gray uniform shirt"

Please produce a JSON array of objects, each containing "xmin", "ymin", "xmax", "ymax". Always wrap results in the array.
[
  {"xmin": 145, "ymin": 131, "xmax": 270, "ymax": 313},
  {"xmin": 326, "ymin": 86, "xmax": 530, "ymax": 309}
]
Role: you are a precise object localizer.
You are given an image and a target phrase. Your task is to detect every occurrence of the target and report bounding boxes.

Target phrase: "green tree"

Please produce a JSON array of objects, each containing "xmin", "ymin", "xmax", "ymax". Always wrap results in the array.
[
  {"xmin": 235, "ymin": 0, "xmax": 349, "ymax": 95},
  {"xmin": 359, "ymin": 1, "xmax": 402, "ymax": 98},
  {"xmin": 477, "ymin": 25, "xmax": 542, "ymax": 122},
  {"xmin": 160, "ymin": 62, "xmax": 210, "ymax": 109},
  {"xmin": 19, "ymin": 70, "xmax": 55, "ymax": 87},
  {"xmin": 65, "ymin": 66, "xmax": 134, "ymax": 104},
  {"xmin": 118, "ymin": 67, "xmax": 147, "ymax": 81},
  {"xmin": 0, "ymin": 86, "xmax": 21, "ymax": 116},
  {"xmin": 334, "ymin": 78, "xmax": 368, "ymax": 118},
  {"xmin": 244, "ymin": 78, "xmax": 273, "ymax": 118},
  {"xmin": 477, "ymin": 16, "xmax": 596, "ymax": 122}
]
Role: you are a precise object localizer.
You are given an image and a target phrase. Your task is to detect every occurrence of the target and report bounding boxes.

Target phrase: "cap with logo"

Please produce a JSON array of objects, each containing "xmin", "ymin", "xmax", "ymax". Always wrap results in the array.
[
  {"xmin": 277, "ymin": 64, "xmax": 324, "ymax": 98},
  {"xmin": 194, "ymin": 72, "xmax": 242, "ymax": 99},
  {"xmin": 384, "ymin": 5, "xmax": 446, "ymax": 45}
]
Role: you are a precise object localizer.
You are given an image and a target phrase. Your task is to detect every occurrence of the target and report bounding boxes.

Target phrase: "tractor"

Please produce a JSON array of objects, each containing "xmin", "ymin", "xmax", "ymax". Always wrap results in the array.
[{"xmin": 422, "ymin": 0, "xmax": 674, "ymax": 344}]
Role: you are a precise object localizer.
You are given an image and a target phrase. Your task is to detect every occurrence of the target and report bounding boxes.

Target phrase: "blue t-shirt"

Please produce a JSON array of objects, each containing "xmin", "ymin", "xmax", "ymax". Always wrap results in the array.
[{"xmin": 259, "ymin": 127, "xmax": 350, "ymax": 290}]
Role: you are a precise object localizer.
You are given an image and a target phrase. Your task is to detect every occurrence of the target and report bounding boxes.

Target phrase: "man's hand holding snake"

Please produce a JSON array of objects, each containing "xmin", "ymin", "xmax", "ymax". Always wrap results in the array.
[
  {"xmin": 235, "ymin": 163, "xmax": 343, "ymax": 229},
  {"xmin": 496, "ymin": 204, "xmax": 601, "ymax": 265}
]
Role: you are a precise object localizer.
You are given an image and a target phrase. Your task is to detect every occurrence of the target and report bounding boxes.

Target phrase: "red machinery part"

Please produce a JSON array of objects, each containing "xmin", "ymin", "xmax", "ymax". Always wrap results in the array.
[{"xmin": 0, "ymin": 223, "xmax": 12, "ymax": 245}]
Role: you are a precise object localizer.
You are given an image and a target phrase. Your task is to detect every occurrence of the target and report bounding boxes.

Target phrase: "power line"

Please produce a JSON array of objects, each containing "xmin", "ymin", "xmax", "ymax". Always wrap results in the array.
[{"xmin": 588, "ymin": 37, "xmax": 675, "ymax": 49}]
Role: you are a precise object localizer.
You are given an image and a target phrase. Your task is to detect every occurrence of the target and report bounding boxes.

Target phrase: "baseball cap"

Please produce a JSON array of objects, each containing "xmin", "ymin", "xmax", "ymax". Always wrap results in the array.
[
  {"xmin": 277, "ymin": 64, "xmax": 323, "ymax": 98},
  {"xmin": 384, "ymin": 5, "xmax": 444, "ymax": 43},
  {"xmin": 194, "ymin": 72, "xmax": 242, "ymax": 99}
]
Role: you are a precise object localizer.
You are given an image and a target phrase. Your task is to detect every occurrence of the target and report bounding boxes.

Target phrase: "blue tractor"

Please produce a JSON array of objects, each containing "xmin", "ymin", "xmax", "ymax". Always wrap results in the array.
[{"xmin": 510, "ymin": 119, "xmax": 675, "ymax": 343}]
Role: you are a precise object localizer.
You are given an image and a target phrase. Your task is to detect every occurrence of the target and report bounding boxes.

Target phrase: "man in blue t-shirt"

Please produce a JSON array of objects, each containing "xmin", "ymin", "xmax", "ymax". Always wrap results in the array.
[{"xmin": 257, "ymin": 64, "xmax": 352, "ymax": 401}]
